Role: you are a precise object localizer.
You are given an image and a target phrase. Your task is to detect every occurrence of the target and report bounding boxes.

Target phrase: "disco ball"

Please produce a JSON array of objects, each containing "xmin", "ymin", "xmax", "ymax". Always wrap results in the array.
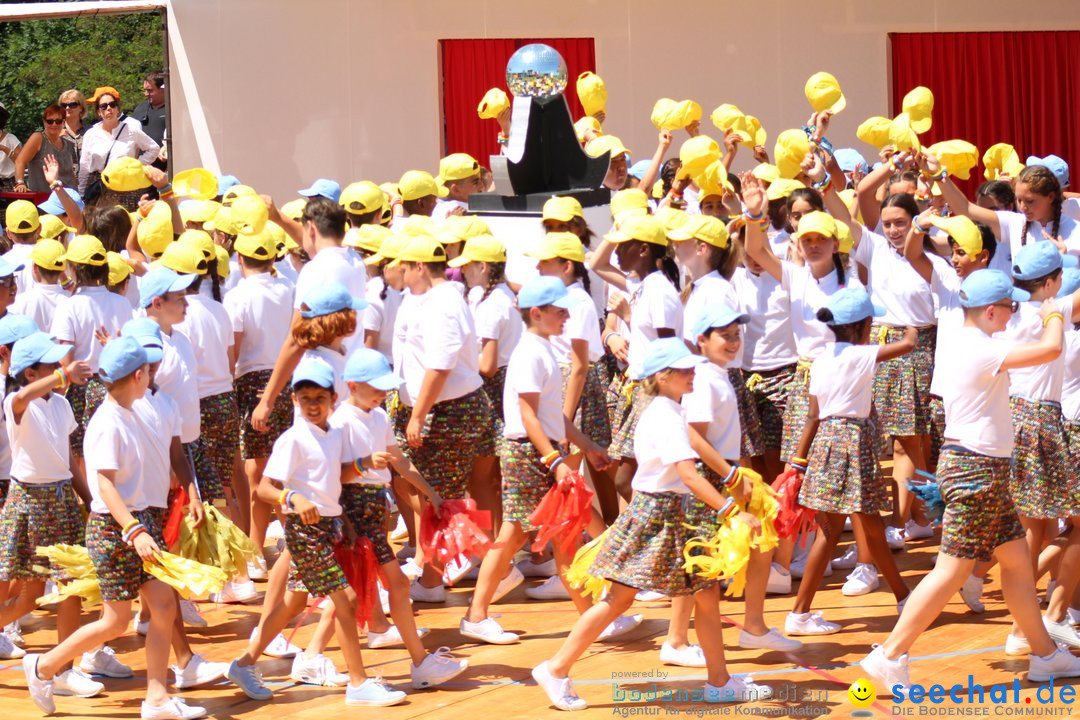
[{"xmin": 506, "ymin": 43, "xmax": 567, "ymax": 98}]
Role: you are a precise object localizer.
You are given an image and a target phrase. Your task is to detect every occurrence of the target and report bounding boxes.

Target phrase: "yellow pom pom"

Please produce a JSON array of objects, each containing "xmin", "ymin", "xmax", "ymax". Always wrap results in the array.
[
  {"xmin": 179, "ymin": 502, "xmax": 260, "ymax": 578},
  {"xmin": 35, "ymin": 544, "xmax": 102, "ymax": 606},
  {"xmin": 143, "ymin": 551, "xmax": 228, "ymax": 599},
  {"xmin": 682, "ymin": 518, "xmax": 754, "ymax": 597},
  {"xmin": 566, "ymin": 529, "xmax": 611, "ymax": 601}
]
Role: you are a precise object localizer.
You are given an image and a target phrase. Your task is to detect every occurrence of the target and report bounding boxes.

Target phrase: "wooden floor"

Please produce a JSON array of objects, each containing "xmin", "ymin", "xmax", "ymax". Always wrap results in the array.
[{"xmin": 0, "ymin": 531, "xmax": 1075, "ymax": 719}]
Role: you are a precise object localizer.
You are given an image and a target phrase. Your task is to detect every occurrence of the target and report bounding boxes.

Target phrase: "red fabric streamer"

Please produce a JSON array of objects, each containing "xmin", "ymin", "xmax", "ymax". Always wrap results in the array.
[
  {"xmin": 528, "ymin": 471, "xmax": 594, "ymax": 556},
  {"xmin": 419, "ymin": 499, "xmax": 497, "ymax": 572},
  {"xmin": 771, "ymin": 469, "xmax": 817, "ymax": 547},
  {"xmin": 334, "ymin": 538, "xmax": 386, "ymax": 628},
  {"xmin": 163, "ymin": 485, "xmax": 188, "ymax": 550}
]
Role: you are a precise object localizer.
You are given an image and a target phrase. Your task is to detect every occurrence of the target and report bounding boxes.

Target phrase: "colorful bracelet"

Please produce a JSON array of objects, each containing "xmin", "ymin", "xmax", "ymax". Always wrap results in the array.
[
  {"xmin": 1043, "ymin": 312, "xmax": 1065, "ymax": 327},
  {"xmin": 277, "ymin": 488, "xmax": 289, "ymax": 507},
  {"xmin": 285, "ymin": 491, "xmax": 297, "ymax": 510},
  {"xmin": 121, "ymin": 518, "xmax": 141, "ymax": 534},
  {"xmin": 122, "ymin": 522, "xmax": 147, "ymax": 545},
  {"xmin": 53, "ymin": 368, "xmax": 69, "ymax": 390},
  {"xmin": 49, "ymin": 180, "xmax": 63, "ymax": 190},
  {"xmin": 743, "ymin": 210, "xmax": 768, "ymax": 226},
  {"xmin": 931, "ymin": 170, "xmax": 948, "ymax": 182},
  {"xmin": 602, "ymin": 332, "xmax": 623, "ymax": 351},
  {"xmin": 548, "ymin": 457, "xmax": 565, "ymax": 476},
  {"xmin": 353, "ymin": 457, "xmax": 366, "ymax": 476},
  {"xmin": 723, "ymin": 464, "xmax": 741, "ymax": 489},
  {"xmin": 541, "ymin": 450, "xmax": 561, "ymax": 467},
  {"xmin": 159, "ymin": 189, "xmax": 175, "ymax": 200},
  {"xmin": 717, "ymin": 497, "xmax": 738, "ymax": 522}
]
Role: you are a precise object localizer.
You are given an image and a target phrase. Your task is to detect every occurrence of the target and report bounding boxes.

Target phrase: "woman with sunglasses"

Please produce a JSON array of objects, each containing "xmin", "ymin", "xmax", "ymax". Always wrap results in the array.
[
  {"xmin": 13, "ymin": 105, "xmax": 78, "ymax": 193},
  {"xmin": 77, "ymin": 86, "xmax": 159, "ymax": 209},
  {"xmin": 57, "ymin": 90, "xmax": 87, "ymax": 155}
]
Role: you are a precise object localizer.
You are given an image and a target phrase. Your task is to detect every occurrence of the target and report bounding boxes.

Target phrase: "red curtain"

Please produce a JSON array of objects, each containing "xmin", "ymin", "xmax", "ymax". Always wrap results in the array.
[
  {"xmin": 440, "ymin": 38, "xmax": 596, "ymax": 167},
  {"xmin": 890, "ymin": 31, "xmax": 1080, "ymax": 195}
]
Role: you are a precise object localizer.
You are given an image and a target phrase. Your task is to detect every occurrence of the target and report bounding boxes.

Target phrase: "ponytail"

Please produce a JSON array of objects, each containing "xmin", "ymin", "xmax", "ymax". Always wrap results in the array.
[
  {"xmin": 480, "ymin": 261, "xmax": 507, "ymax": 303},
  {"xmin": 833, "ymin": 253, "xmax": 846, "ymax": 287},
  {"xmin": 571, "ymin": 260, "xmax": 591, "ymax": 295}
]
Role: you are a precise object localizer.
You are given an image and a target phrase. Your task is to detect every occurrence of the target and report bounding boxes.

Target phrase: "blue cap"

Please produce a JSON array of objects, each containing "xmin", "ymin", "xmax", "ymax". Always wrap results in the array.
[
  {"xmin": 0, "ymin": 257, "xmax": 25, "ymax": 278},
  {"xmin": 518, "ymin": 276, "xmax": 580, "ymax": 310},
  {"xmin": 217, "ymin": 175, "xmax": 240, "ymax": 195},
  {"xmin": 292, "ymin": 356, "xmax": 335, "ymax": 390},
  {"xmin": 959, "ymin": 269, "xmax": 1031, "ymax": 308},
  {"xmin": 139, "ymin": 267, "xmax": 196, "ymax": 308},
  {"xmin": 36, "ymin": 187, "xmax": 85, "ymax": 216},
  {"xmin": 834, "ymin": 148, "xmax": 869, "ymax": 174},
  {"xmin": 1011, "ymin": 241, "xmax": 1079, "ymax": 281},
  {"xmin": 0, "ymin": 314, "xmax": 39, "ymax": 346},
  {"xmin": 821, "ymin": 287, "xmax": 885, "ymax": 326},
  {"xmin": 636, "ymin": 337, "xmax": 708, "ymax": 380},
  {"xmin": 10, "ymin": 332, "xmax": 68, "ymax": 377},
  {"xmin": 628, "ymin": 160, "xmax": 652, "ymax": 180},
  {"xmin": 1026, "ymin": 155, "xmax": 1069, "ymax": 189},
  {"xmin": 121, "ymin": 317, "xmax": 164, "ymax": 364},
  {"xmin": 1058, "ymin": 267, "xmax": 1080, "ymax": 298},
  {"xmin": 690, "ymin": 304, "xmax": 750, "ymax": 339},
  {"xmin": 299, "ymin": 282, "xmax": 368, "ymax": 318},
  {"xmin": 98, "ymin": 336, "xmax": 148, "ymax": 383},
  {"xmin": 344, "ymin": 348, "xmax": 403, "ymax": 390},
  {"xmin": 298, "ymin": 178, "xmax": 341, "ymax": 203}
]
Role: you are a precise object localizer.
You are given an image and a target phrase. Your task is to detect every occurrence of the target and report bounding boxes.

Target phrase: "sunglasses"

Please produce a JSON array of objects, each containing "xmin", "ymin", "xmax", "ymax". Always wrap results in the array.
[
  {"xmin": 45, "ymin": 118, "xmax": 64, "ymax": 126},
  {"xmin": 992, "ymin": 300, "xmax": 1019, "ymax": 313},
  {"xmin": 60, "ymin": 102, "xmax": 81, "ymax": 110},
  {"xmin": 97, "ymin": 101, "xmax": 119, "ymax": 110}
]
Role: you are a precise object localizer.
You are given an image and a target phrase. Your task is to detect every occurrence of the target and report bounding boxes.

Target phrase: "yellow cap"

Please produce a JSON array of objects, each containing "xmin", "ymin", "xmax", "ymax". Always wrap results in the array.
[
  {"xmin": 438, "ymin": 153, "xmax": 481, "ymax": 184},
  {"xmin": 610, "ymin": 188, "xmax": 649, "ymax": 224},
  {"xmin": 388, "ymin": 234, "xmax": 447, "ymax": 267},
  {"xmin": 650, "ymin": 98, "xmax": 701, "ymax": 131},
  {"xmin": 214, "ymin": 245, "xmax": 231, "ymax": 279},
  {"xmin": 106, "ymin": 251, "xmax": 132, "ymax": 286},
  {"xmin": 693, "ymin": 159, "xmax": 734, "ymax": 198},
  {"xmin": 677, "ymin": 135, "xmax": 720, "ymax": 179},
  {"xmin": 447, "ymin": 234, "xmax": 506, "ymax": 268},
  {"xmin": 230, "ymin": 194, "xmax": 269, "ymax": 233},
  {"xmin": 574, "ymin": 116, "xmax": 602, "ymax": 143},
  {"xmin": 527, "ymin": 232, "xmax": 586, "ymax": 263},
  {"xmin": 280, "ymin": 198, "xmax": 306, "ymax": 222},
  {"xmin": 441, "ymin": 215, "xmax": 492, "ymax": 244},
  {"xmin": 576, "ymin": 71, "xmax": 607, "ymax": 117},
  {"xmin": 654, "ymin": 206, "xmax": 690, "ymax": 233},
  {"xmin": 234, "ymin": 227, "xmax": 278, "ymax": 260},
  {"xmin": 983, "ymin": 143, "xmax": 1025, "ymax": 181},
  {"xmin": 5, "ymin": 200, "xmax": 40, "ymax": 233},
  {"xmin": 835, "ymin": 220, "xmax": 854, "ymax": 254},
  {"xmin": 928, "ymin": 215, "xmax": 982, "ymax": 256},
  {"xmin": 888, "ymin": 114, "xmax": 921, "ymax": 153},
  {"xmin": 752, "ymin": 163, "xmax": 781, "ymax": 184},
  {"xmin": 856, "ymin": 116, "xmax": 892, "ymax": 149},
  {"xmin": 585, "ymin": 135, "xmax": 630, "ymax": 160},
  {"xmin": 774, "ymin": 129, "xmax": 811, "ymax": 179},
  {"xmin": 37, "ymin": 214, "xmax": 72, "ymax": 240},
  {"xmin": 177, "ymin": 229, "xmax": 215, "ymax": 260},
  {"xmin": 178, "ymin": 198, "xmax": 221, "ymax": 225},
  {"xmin": 542, "ymin": 196, "xmax": 584, "ymax": 223},
  {"xmin": 766, "ymin": 178, "xmax": 805, "ymax": 201},
  {"xmin": 31, "ymin": 238, "xmax": 66, "ymax": 271},
  {"xmin": 926, "ymin": 140, "xmax": 978, "ymax": 181},
  {"xmin": 709, "ymin": 104, "xmax": 751, "ymax": 143},
  {"xmin": 102, "ymin": 157, "xmax": 152, "ymax": 192},
  {"xmin": 263, "ymin": 221, "xmax": 293, "ymax": 259},
  {"xmin": 901, "ymin": 86, "xmax": 934, "ymax": 134},
  {"xmin": 399, "ymin": 171, "xmax": 448, "ymax": 202},
  {"xmin": 221, "ymin": 184, "xmax": 258, "ymax": 206},
  {"xmin": 477, "ymin": 87, "xmax": 510, "ymax": 120},
  {"xmin": 344, "ymin": 224, "xmax": 391, "ymax": 253},
  {"xmin": 739, "ymin": 115, "xmax": 767, "ymax": 148},
  {"xmin": 668, "ymin": 214, "xmax": 729, "ymax": 249},
  {"xmin": 364, "ymin": 232, "xmax": 408, "ymax": 266},
  {"xmin": 791, "ymin": 211, "xmax": 837, "ymax": 241},
  {"xmin": 159, "ymin": 241, "xmax": 208, "ymax": 275},
  {"xmin": 804, "ymin": 71, "xmax": 846, "ymax": 114},
  {"xmin": 340, "ymin": 181, "xmax": 384, "ymax": 215},
  {"xmin": 172, "ymin": 167, "xmax": 218, "ymax": 200},
  {"xmin": 205, "ymin": 205, "xmax": 245, "ymax": 235},
  {"xmin": 604, "ymin": 215, "xmax": 667, "ymax": 246},
  {"xmin": 60, "ymin": 235, "xmax": 108, "ymax": 266},
  {"xmin": 137, "ymin": 202, "xmax": 174, "ymax": 258}
]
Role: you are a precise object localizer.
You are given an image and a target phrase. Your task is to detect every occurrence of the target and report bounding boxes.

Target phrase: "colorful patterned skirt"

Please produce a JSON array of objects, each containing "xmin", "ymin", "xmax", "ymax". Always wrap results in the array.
[
  {"xmin": 871, "ymin": 325, "xmax": 937, "ymax": 437},
  {"xmin": 235, "ymin": 369, "xmax": 292, "ymax": 460},
  {"xmin": 340, "ymin": 484, "xmax": 394, "ymax": 566},
  {"xmin": 69, "ymin": 377, "xmax": 107, "ymax": 458},
  {"xmin": 284, "ymin": 515, "xmax": 348, "ymax": 596},
  {"xmin": 498, "ymin": 438, "xmax": 554, "ymax": 532},
  {"xmin": 684, "ymin": 462, "xmax": 734, "ymax": 533},
  {"xmin": 560, "ymin": 363, "xmax": 612, "ymax": 449},
  {"xmin": 937, "ymin": 446, "xmax": 1025, "ymax": 561},
  {"xmin": 928, "ymin": 395, "xmax": 946, "ymax": 473},
  {"xmin": 0, "ymin": 479, "xmax": 84, "ymax": 581},
  {"xmin": 589, "ymin": 491, "xmax": 714, "ymax": 596},
  {"xmin": 86, "ymin": 507, "xmax": 166, "ymax": 602},
  {"xmin": 729, "ymin": 368, "xmax": 765, "ymax": 458},
  {"xmin": 745, "ymin": 364, "xmax": 795, "ymax": 455},
  {"xmin": 780, "ymin": 360, "xmax": 813, "ymax": 463},
  {"xmin": 1066, "ymin": 419, "xmax": 1080, "ymax": 468},
  {"xmin": 799, "ymin": 417, "xmax": 890, "ymax": 515},
  {"xmin": 1008, "ymin": 397, "xmax": 1078, "ymax": 519},
  {"xmin": 195, "ymin": 391, "xmax": 239, "ymax": 501},
  {"xmin": 182, "ymin": 439, "xmax": 222, "ymax": 503},
  {"xmin": 478, "ymin": 366, "xmax": 507, "ymax": 457},
  {"xmin": 607, "ymin": 382, "xmax": 653, "ymax": 460}
]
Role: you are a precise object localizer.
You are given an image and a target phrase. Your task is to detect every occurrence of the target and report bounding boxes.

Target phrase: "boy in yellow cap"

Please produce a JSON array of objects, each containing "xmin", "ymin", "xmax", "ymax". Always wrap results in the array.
[
  {"xmin": 340, "ymin": 180, "xmax": 385, "ymax": 234},
  {"xmin": 433, "ymin": 153, "xmax": 484, "ymax": 221},
  {"xmin": 3, "ymin": 199, "xmax": 40, "ymax": 295},
  {"xmin": 11, "ymin": 239, "xmax": 68, "ymax": 331},
  {"xmin": 586, "ymin": 135, "xmax": 631, "ymax": 191},
  {"xmin": 391, "ymin": 171, "xmax": 447, "ymax": 231}
]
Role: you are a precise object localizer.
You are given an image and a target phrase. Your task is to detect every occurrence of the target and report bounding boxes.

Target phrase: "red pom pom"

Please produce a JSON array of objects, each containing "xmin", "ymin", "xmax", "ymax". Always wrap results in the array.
[
  {"xmin": 771, "ymin": 468, "xmax": 817, "ymax": 546},
  {"xmin": 334, "ymin": 538, "xmax": 387, "ymax": 628},
  {"xmin": 163, "ymin": 485, "xmax": 188, "ymax": 550},
  {"xmin": 419, "ymin": 499, "xmax": 497, "ymax": 576},
  {"xmin": 528, "ymin": 471, "xmax": 594, "ymax": 556}
]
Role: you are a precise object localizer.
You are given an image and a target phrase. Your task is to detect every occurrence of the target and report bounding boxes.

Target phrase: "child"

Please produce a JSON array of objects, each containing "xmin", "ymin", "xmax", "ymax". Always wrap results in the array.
[
  {"xmin": 2, "ymin": 200, "xmax": 41, "ymax": 295},
  {"xmin": 785, "ymin": 288, "xmax": 913, "ymax": 635},
  {"xmin": 361, "ymin": 229, "xmax": 405, "ymax": 363},
  {"xmin": 23, "ymin": 336, "xmax": 207, "ymax": 720},
  {"xmin": 225, "ymin": 356, "xmax": 406, "ymax": 707},
  {"xmin": 10, "ymin": 239, "xmax": 67, "ymax": 331},
  {"xmin": 860, "ymin": 269, "xmax": 1080, "ymax": 690},
  {"xmin": 532, "ymin": 337, "xmax": 771, "ymax": 711}
]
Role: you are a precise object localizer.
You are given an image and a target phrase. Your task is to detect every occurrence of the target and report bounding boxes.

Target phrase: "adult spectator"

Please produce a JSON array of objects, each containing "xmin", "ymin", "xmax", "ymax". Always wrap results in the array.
[
  {"xmin": 132, "ymin": 70, "xmax": 168, "ymax": 169},
  {"xmin": 0, "ymin": 102, "xmax": 21, "ymax": 191},
  {"xmin": 78, "ymin": 85, "xmax": 159, "ymax": 208},
  {"xmin": 13, "ymin": 104, "xmax": 79, "ymax": 192},
  {"xmin": 58, "ymin": 89, "xmax": 88, "ymax": 155}
]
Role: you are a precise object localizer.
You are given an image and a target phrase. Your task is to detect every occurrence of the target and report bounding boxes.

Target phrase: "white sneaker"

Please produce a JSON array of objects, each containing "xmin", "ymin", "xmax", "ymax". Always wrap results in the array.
[
  {"xmin": 411, "ymin": 646, "xmax": 468, "ymax": 688},
  {"xmin": 597, "ymin": 613, "xmax": 643, "ymax": 641},
  {"xmin": 737, "ymin": 628, "xmax": 803, "ymax": 652},
  {"xmin": 959, "ymin": 575, "xmax": 985, "ymax": 613},
  {"xmin": 842, "ymin": 563, "xmax": 880, "ymax": 597},
  {"xmin": 634, "ymin": 590, "xmax": 668, "ymax": 602},
  {"xmin": 784, "ymin": 611, "xmax": 841, "ymax": 636},
  {"xmin": 859, "ymin": 644, "xmax": 909, "ymax": 691},
  {"xmin": 179, "ymin": 599, "xmax": 208, "ymax": 627},
  {"xmin": 4, "ymin": 620, "xmax": 23, "ymax": 646},
  {"xmin": 395, "ymin": 543, "xmax": 416, "ymax": 561},
  {"xmin": 345, "ymin": 677, "xmax": 406, "ymax": 706},
  {"xmin": 134, "ymin": 613, "xmax": 150, "ymax": 636},
  {"xmin": 885, "ymin": 526, "xmax": 906, "ymax": 551},
  {"xmin": 460, "ymin": 617, "xmax": 519, "ymax": 644},
  {"xmin": 1044, "ymin": 616, "xmax": 1080, "ymax": 648},
  {"xmin": 410, "ymin": 579, "xmax": 447, "ymax": 603},
  {"xmin": 389, "ymin": 514, "xmax": 409, "ymax": 542},
  {"xmin": 23, "ymin": 654, "xmax": 55, "ymax": 714},
  {"xmin": 490, "ymin": 566, "xmax": 524, "ymax": 603},
  {"xmin": 659, "ymin": 642, "xmax": 706, "ymax": 667},
  {"xmin": 173, "ymin": 654, "xmax": 228, "ymax": 689},
  {"xmin": 210, "ymin": 580, "xmax": 259, "ymax": 604},
  {"xmin": 832, "ymin": 545, "xmax": 858, "ymax": 570},
  {"xmin": 141, "ymin": 696, "xmax": 207, "ymax": 719},
  {"xmin": 81, "ymin": 645, "xmax": 133, "ymax": 678},
  {"xmin": 226, "ymin": 659, "xmax": 273, "ymax": 700},
  {"xmin": 905, "ymin": 519, "xmax": 935, "ymax": 540},
  {"xmin": 0, "ymin": 631, "xmax": 25, "ymax": 659},
  {"xmin": 526, "ymin": 575, "xmax": 571, "ymax": 600},
  {"xmin": 1005, "ymin": 632, "xmax": 1031, "ymax": 656},
  {"xmin": 291, "ymin": 652, "xmax": 349, "ymax": 686},
  {"xmin": 517, "ymin": 557, "xmax": 557, "ymax": 577},
  {"xmin": 1068, "ymin": 607, "xmax": 1080, "ymax": 626},
  {"xmin": 443, "ymin": 556, "xmax": 477, "ymax": 586},
  {"xmin": 790, "ymin": 556, "xmax": 832, "ymax": 579},
  {"xmin": 766, "ymin": 563, "xmax": 792, "ymax": 595},
  {"xmin": 704, "ymin": 675, "xmax": 774, "ymax": 702},
  {"xmin": 368, "ymin": 625, "xmax": 430, "ymax": 648},
  {"xmin": 843, "ymin": 517, "xmax": 852, "ymax": 532},
  {"xmin": 54, "ymin": 667, "xmax": 104, "ymax": 697},
  {"xmin": 400, "ymin": 558, "xmax": 424, "ymax": 581},
  {"xmin": 247, "ymin": 557, "xmax": 268, "ymax": 581},
  {"xmin": 532, "ymin": 661, "xmax": 587, "ymax": 711},
  {"xmin": 257, "ymin": 629, "xmax": 301, "ymax": 659},
  {"xmin": 1029, "ymin": 647, "xmax": 1080, "ymax": 682}
]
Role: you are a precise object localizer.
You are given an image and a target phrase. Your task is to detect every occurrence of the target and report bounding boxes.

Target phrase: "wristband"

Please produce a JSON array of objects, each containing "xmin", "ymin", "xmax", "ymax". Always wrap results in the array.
[
  {"xmin": 53, "ymin": 367, "xmax": 69, "ymax": 390},
  {"xmin": 49, "ymin": 180, "xmax": 63, "ymax": 190},
  {"xmin": 603, "ymin": 332, "xmax": 623, "ymax": 351},
  {"xmin": 158, "ymin": 182, "xmax": 172, "ymax": 194},
  {"xmin": 353, "ymin": 457, "xmax": 366, "ymax": 476},
  {"xmin": 122, "ymin": 522, "xmax": 146, "ymax": 545},
  {"xmin": 814, "ymin": 177, "xmax": 832, "ymax": 193},
  {"xmin": 159, "ymin": 189, "xmax": 175, "ymax": 200},
  {"xmin": 277, "ymin": 488, "xmax": 289, "ymax": 507},
  {"xmin": 931, "ymin": 170, "xmax": 948, "ymax": 182},
  {"xmin": 121, "ymin": 518, "xmax": 141, "ymax": 534},
  {"xmin": 285, "ymin": 490, "xmax": 297, "ymax": 510},
  {"xmin": 541, "ymin": 450, "xmax": 561, "ymax": 467},
  {"xmin": 912, "ymin": 219, "xmax": 930, "ymax": 235},
  {"xmin": 668, "ymin": 188, "xmax": 683, "ymax": 200},
  {"xmin": 723, "ymin": 464, "xmax": 742, "ymax": 489},
  {"xmin": 742, "ymin": 211, "xmax": 768, "ymax": 226},
  {"xmin": 716, "ymin": 496, "xmax": 738, "ymax": 522},
  {"xmin": 549, "ymin": 456, "xmax": 565, "ymax": 476},
  {"xmin": 1043, "ymin": 312, "xmax": 1065, "ymax": 327}
]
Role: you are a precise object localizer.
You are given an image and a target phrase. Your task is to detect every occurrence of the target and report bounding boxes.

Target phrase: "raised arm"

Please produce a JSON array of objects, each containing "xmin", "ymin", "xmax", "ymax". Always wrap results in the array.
[
  {"xmin": 587, "ymin": 237, "xmax": 630, "ymax": 292},
  {"xmin": 739, "ymin": 172, "xmax": 783, "ymax": 282},
  {"xmin": 919, "ymin": 153, "xmax": 1000, "ymax": 236},
  {"xmin": 903, "ymin": 209, "xmax": 937, "ymax": 283}
]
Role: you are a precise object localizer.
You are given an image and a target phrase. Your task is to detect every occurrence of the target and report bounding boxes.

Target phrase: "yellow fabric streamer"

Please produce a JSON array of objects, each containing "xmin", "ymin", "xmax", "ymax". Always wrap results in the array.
[
  {"xmin": 179, "ymin": 502, "xmax": 260, "ymax": 579},
  {"xmin": 145, "ymin": 552, "xmax": 227, "ymax": 599},
  {"xmin": 876, "ymin": 325, "xmax": 890, "ymax": 345},
  {"xmin": 742, "ymin": 479, "xmax": 780, "ymax": 553},
  {"xmin": 566, "ymin": 529, "xmax": 611, "ymax": 601},
  {"xmin": 795, "ymin": 358, "xmax": 813, "ymax": 383},
  {"xmin": 35, "ymin": 544, "xmax": 102, "ymax": 606},
  {"xmin": 620, "ymin": 379, "xmax": 640, "ymax": 411},
  {"xmin": 745, "ymin": 373, "xmax": 764, "ymax": 393},
  {"xmin": 682, "ymin": 517, "xmax": 753, "ymax": 597}
]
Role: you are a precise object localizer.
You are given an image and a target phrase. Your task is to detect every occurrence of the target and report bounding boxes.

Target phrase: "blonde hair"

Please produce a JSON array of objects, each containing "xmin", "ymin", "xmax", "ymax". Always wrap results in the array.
[
  {"xmin": 640, "ymin": 369, "xmax": 676, "ymax": 397},
  {"xmin": 58, "ymin": 89, "xmax": 86, "ymax": 118}
]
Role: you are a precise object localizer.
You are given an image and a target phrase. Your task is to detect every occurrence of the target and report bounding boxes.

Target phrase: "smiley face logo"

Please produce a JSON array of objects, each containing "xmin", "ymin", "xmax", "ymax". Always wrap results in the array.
[{"xmin": 849, "ymin": 677, "xmax": 876, "ymax": 708}]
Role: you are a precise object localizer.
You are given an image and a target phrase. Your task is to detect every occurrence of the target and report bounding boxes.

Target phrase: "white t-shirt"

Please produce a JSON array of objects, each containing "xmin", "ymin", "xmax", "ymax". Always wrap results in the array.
[
  {"xmin": 1062, "ymin": 328, "xmax": 1080, "ymax": 422},
  {"xmin": 363, "ymin": 276, "xmax": 402, "ymax": 363},
  {"xmin": 174, "ymin": 294, "xmax": 234, "ymax": 398},
  {"xmin": 503, "ymin": 332, "xmax": 564, "ymax": 441},
  {"xmin": 996, "ymin": 297, "xmax": 1071, "ymax": 403},
  {"xmin": 85, "ymin": 400, "xmax": 145, "ymax": 514},
  {"xmin": 1064, "ymin": 198, "xmax": 1080, "ymax": 224},
  {"xmin": 264, "ymin": 418, "xmax": 347, "ymax": 516},
  {"xmin": 293, "ymin": 245, "xmax": 367, "ymax": 349},
  {"xmin": 997, "ymin": 209, "xmax": 1080, "ymax": 262},
  {"xmin": 12, "ymin": 283, "xmax": 66, "ymax": 333},
  {"xmin": 331, "ymin": 402, "xmax": 394, "ymax": 486},
  {"xmin": 732, "ymin": 267, "xmax": 797, "ymax": 371},
  {"xmin": 392, "ymin": 291, "xmax": 420, "ymax": 405},
  {"xmin": 631, "ymin": 396, "xmax": 698, "ymax": 493},
  {"xmin": 767, "ymin": 226, "xmax": 790, "ymax": 260},
  {"xmin": 432, "ymin": 198, "xmax": 467, "ymax": 221},
  {"xmin": 156, "ymin": 327, "xmax": 201, "ymax": 443},
  {"xmin": 928, "ymin": 268, "xmax": 964, "ymax": 398},
  {"xmin": 470, "ymin": 283, "xmax": 524, "ymax": 369},
  {"xmin": 275, "ymin": 258, "xmax": 299, "ymax": 285},
  {"xmin": 851, "ymin": 230, "xmax": 941, "ymax": 326},
  {"xmin": 627, "ymin": 271, "xmax": 682, "ymax": 378},
  {"xmin": 402, "ymin": 282, "xmax": 482, "ymax": 403},
  {"xmin": 0, "ymin": 132, "xmax": 19, "ymax": 178},
  {"xmin": 780, "ymin": 261, "xmax": 854, "ymax": 360},
  {"xmin": 682, "ymin": 271, "xmax": 743, "ymax": 369},
  {"xmin": 550, "ymin": 282, "xmax": 602, "ymax": 364},
  {"xmin": 809, "ymin": 342, "xmax": 879, "ymax": 419},
  {"xmin": 224, "ymin": 272, "xmax": 295, "ymax": 377},
  {"xmin": 682, "ymin": 362, "xmax": 741, "ymax": 460},
  {"xmin": 5, "ymin": 392, "xmax": 75, "ymax": 483},
  {"xmin": 51, "ymin": 286, "xmax": 134, "ymax": 372},
  {"xmin": 132, "ymin": 389, "xmax": 181, "ymax": 509},
  {"xmin": 2, "ymin": 243, "xmax": 34, "ymax": 296},
  {"xmin": 939, "ymin": 326, "xmax": 1014, "ymax": 458}
]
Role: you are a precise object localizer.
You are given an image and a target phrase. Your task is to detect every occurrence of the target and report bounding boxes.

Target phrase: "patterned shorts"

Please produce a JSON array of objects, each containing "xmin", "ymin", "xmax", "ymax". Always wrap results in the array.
[
  {"xmin": 499, "ymin": 439, "xmax": 554, "ymax": 532},
  {"xmin": 235, "ymin": 369, "xmax": 292, "ymax": 460},
  {"xmin": 745, "ymin": 364, "xmax": 794, "ymax": 455},
  {"xmin": 340, "ymin": 484, "xmax": 394, "ymax": 565},
  {"xmin": 1066, "ymin": 420, "xmax": 1080, "ymax": 467},
  {"xmin": 0, "ymin": 479, "xmax": 84, "ymax": 581},
  {"xmin": 608, "ymin": 382, "xmax": 654, "ymax": 460},
  {"xmin": 184, "ymin": 439, "xmax": 223, "ymax": 503},
  {"xmin": 1008, "ymin": 397, "xmax": 1078, "ymax": 519},
  {"xmin": 87, "ymin": 508, "xmax": 166, "ymax": 602},
  {"xmin": 195, "ymin": 391, "xmax": 239, "ymax": 499},
  {"xmin": 0, "ymin": 478, "xmax": 9, "ymax": 506},
  {"xmin": 284, "ymin": 515, "xmax": 348, "ymax": 596},
  {"xmin": 478, "ymin": 367, "xmax": 507, "ymax": 457},
  {"xmin": 70, "ymin": 378, "xmax": 107, "ymax": 458},
  {"xmin": 780, "ymin": 361, "xmax": 813, "ymax": 463},
  {"xmin": 729, "ymin": 368, "xmax": 765, "ymax": 458},
  {"xmin": 394, "ymin": 388, "xmax": 492, "ymax": 500},
  {"xmin": 590, "ymin": 491, "xmax": 714, "ymax": 596},
  {"xmin": 928, "ymin": 395, "xmax": 946, "ymax": 473},
  {"xmin": 560, "ymin": 363, "xmax": 613, "ymax": 449},
  {"xmin": 937, "ymin": 447, "xmax": 1025, "ymax": 561},
  {"xmin": 684, "ymin": 462, "xmax": 733, "ymax": 533},
  {"xmin": 800, "ymin": 417, "xmax": 890, "ymax": 515},
  {"xmin": 872, "ymin": 325, "xmax": 937, "ymax": 437}
]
